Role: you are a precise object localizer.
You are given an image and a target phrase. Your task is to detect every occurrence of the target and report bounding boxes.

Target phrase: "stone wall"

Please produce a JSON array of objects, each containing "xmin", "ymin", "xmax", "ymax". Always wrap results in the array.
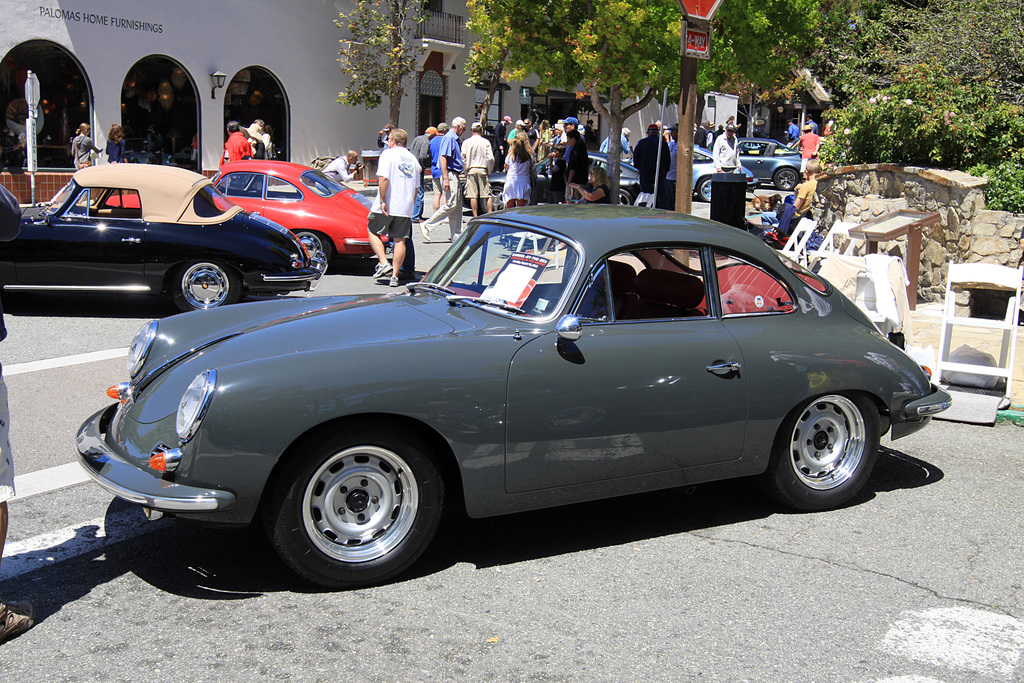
[{"xmin": 813, "ymin": 164, "xmax": 1024, "ymax": 302}]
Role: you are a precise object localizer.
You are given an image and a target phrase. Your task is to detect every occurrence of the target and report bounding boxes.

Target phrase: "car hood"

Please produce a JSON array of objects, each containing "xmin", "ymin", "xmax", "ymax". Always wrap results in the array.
[{"xmin": 131, "ymin": 294, "xmax": 460, "ymax": 422}]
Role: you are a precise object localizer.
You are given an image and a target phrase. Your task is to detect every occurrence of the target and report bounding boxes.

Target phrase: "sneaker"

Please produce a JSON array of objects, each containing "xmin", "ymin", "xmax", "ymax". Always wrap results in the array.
[
  {"xmin": 420, "ymin": 224, "xmax": 431, "ymax": 241},
  {"xmin": 0, "ymin": 600, "xmax": 35, "ymax": 644},
  {"xmin": 371, "ymin": 261, "xmax": 393, "ymax": 278},
  {"xmin": 389, "ymin": 275, "xmax": 399, "ymax": 287}
]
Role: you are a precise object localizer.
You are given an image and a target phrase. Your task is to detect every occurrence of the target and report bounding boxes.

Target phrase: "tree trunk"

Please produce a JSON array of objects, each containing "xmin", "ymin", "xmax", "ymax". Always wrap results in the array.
[
  {"xmin": 590, "ymin": 84, "xmax": 657, "ymax": 206},
  {"xmin": 478, "ymin": 67, "xmax": 503, "ymax": 127}
]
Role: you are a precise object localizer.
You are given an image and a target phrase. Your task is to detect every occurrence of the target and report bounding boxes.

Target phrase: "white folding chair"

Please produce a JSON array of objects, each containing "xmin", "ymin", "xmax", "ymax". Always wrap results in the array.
[
  {"xmin": 780, "ymin": 219, "xmax": 817, "ymax": 264},
  {"xmin": 807, "ymin": 220, "xmax": 855, "ymax": 267}
]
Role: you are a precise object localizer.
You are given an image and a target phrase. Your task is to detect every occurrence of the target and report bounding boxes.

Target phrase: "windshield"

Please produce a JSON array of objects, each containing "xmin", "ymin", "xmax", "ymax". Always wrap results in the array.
[
  {"xmin": 43, "ymin": 181, "xmax": 76, "ymax": 216},
  {"xmin": 423, "ymin": 221, "xmax": 580, "ymax": 318}
]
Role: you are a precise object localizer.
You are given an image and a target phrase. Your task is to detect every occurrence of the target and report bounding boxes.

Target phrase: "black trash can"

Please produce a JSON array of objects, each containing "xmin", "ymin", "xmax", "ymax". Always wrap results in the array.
[{"xmin": 709, "ymin": 172, "xmax": 747, "ymax": 229}]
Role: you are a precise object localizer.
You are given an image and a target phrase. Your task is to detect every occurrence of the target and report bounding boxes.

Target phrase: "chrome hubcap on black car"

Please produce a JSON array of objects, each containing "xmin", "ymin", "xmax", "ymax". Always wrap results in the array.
[
  {"xmin": 182, "ymin": 263, "xmax": 229, "ymax": 309},
  {"xmin": 302, "ymin": 445, "xmax": 419, "ymax": 562},
  {"xmin": 788, "ymin": 395, "xmax": 866, "ymax": 490}
]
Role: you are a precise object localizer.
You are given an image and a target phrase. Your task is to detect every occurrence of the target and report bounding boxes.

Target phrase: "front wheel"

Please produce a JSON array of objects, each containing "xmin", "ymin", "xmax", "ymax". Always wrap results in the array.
[
  {"xmin": 761, "ymin": 394, "xmax": 880, "ymax": 511},
  {"xmin": 172, "ymin": 261, "xmax": 241, "ymax": 312},
  {"xmin": 618, "ymin": 188, "xmax": 634, "ymax": 206},
  {"xmin": 773, "ymin": 167, "xmax": 799, "ymax": 191},
  {"xmin": 696, "ymin": 177, "xmax": 713, "ymax": 202},
  {"xmin": 265, "ymin": 424, "xmax": 444, "ymax": 588}
]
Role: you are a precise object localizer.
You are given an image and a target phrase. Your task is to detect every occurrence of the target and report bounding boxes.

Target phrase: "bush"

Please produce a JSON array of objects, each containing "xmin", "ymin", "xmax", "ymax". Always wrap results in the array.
[
  {"xmin": 819, "ymin": 65, "xmax": 1024, "ymax": 172},
  {"xmin": 970, "ymin": 160, "xmax": 1024, "ymax": 214}
]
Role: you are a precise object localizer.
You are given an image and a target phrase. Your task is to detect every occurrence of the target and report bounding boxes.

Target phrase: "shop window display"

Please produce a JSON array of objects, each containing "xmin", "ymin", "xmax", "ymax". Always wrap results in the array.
[
  {"xmin": 120, "ymin": 56, "xmax": 198, "ymax": 170},
  {"xmin": 2, "ymin": 39, "xmax": 91, "ymax": 170},
  {"xmin": 223, "ymin": 67, "xmax": 288, "ymax": 162}
]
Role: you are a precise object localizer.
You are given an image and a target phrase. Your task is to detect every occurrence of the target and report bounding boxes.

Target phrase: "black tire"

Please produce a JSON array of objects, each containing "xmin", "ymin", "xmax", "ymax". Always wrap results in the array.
[
  {"xmin": 761, "ymin": 394, "xmax": 880, "ymax": 511},
  {"xmin": 294, "ymin": 230, "xmax": 335, "ymax": 263},
  {"xmin": 618, "ymin": 188, "xmax": 633, "ymax": 206},
  {"xmin": 264, "ymin": 424, "xmax": 444, "ymax": 588},
  {"xmin": 773, "ymin": 167, "xmax": 800, "ymax": 191},
  {"xmin": 696, "ymin": 177, "xmax": 713, "ymax": 202},
  {"xmin": 171, "ymin": 261, "xmax": 242, "ymax": 312}
]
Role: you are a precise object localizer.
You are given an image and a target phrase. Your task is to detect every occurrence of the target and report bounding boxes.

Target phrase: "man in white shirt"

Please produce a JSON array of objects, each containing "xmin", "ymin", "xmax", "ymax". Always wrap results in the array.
[
  {"xmin": 323, "ymin": 150, "xmax": 361, "ymax": 183},
  {"xmin": 367, "ymin": 129, "xmax": 421, "ymax": 287},
  {"xmin": 461, "ymin": 122, "xmax": 494, "ymax": 217},
  {"xmin": 713, "ymin": 124, "xmax": 743, "ymax": 173}
]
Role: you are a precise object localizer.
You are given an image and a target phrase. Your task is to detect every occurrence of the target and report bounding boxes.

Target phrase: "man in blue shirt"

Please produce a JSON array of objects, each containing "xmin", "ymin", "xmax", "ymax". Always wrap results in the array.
[
  {"xmin": 599, "ymin": 128, "xmax": 631, "ymax": 160},
  {"xmin": 787, "ymin": 118, "xmax": 800, "ymax": 144},
  {"xmin": 421, "ymin": 117, "xmax": 466, "ymax": 242}
]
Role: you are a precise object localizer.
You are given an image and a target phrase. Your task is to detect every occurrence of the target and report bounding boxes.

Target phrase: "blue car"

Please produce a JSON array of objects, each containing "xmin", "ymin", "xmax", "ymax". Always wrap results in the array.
[{"xmin": 693, "ymin": 146, "xmax": 758, "ymax": 202}]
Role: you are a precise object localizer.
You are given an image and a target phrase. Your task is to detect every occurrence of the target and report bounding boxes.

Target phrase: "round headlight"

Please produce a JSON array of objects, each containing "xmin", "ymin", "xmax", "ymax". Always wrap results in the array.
[
  {"xmin": 127, "ymin": 321, "xmax": 158, "ymax": 377},
  {"xmin": 176, "ymin": 369, "xmax": 217, "ymax": 442}
]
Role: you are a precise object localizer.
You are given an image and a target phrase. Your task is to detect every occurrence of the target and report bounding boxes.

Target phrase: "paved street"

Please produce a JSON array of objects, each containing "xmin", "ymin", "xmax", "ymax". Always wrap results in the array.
[{"xmin": 2, "ymin": 200, "xmax": 1024, "ymax": 680}]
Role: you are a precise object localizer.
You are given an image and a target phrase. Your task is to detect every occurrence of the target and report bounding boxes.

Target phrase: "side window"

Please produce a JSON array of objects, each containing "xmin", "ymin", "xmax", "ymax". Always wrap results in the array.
[
  {"xmin": 64, "ymin": 188, "xmax": 89, "ymax": 218},
  {"xmin": 95, "ymin": 189, "xmax": 142, "ymax": 219},
  {"xmin": 217, "ymin": 172, "xmax": 266, "ymax": 199},
  {"xmin": 715, "ymin": 252, "xmax": 795, "ymax": 316},
  {"xmin": 582, "ymin": 248, "xmax": 709, "ymax": 321},
  {"xmin": 266, "ymin": 177, "xmax": 303, "ymax": 201},
  {"xmin": 741, "ymin": 142, "xmax": 768, "ymax": 157}
]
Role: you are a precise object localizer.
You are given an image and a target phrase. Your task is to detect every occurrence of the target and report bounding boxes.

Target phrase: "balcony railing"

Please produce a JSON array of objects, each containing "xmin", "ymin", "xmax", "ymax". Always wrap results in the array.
[{"xmin": 417, "ymin": 10, "xmax": 464, "ymax": 44}]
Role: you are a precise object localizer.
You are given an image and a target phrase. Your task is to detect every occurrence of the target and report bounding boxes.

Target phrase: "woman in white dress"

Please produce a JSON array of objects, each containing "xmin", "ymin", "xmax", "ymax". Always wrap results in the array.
[{"xmin": 502, "ymin": 132, "xmax": 534, "ymax": 208}]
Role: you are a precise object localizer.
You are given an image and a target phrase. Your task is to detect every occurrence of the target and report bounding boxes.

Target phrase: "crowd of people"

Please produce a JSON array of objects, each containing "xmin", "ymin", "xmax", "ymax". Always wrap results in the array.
[{"xmin": 218, "ymin": 119, "xmax": 274, "ymax": 168}]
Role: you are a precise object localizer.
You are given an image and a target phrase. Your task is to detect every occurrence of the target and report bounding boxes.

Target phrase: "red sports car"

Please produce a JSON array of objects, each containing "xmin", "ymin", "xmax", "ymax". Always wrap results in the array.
[{"xmin": 213, "ymin": 160, "xmax": 373, "ymax": 262}]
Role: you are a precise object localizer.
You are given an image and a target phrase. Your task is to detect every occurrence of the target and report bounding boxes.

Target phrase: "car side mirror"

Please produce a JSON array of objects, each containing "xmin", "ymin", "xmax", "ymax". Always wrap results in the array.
[{"xmin": 556, "ymin": 315, "xmax": 582, "ymax": 342}]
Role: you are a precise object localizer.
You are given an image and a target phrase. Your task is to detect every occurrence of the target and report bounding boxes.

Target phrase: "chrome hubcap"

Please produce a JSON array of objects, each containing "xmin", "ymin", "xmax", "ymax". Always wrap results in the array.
[
  {"xmin": 302, "ymin": 445, "xmax": 419, "ymax": 562},
  {"xmin": 182, "ymin": 263, "xmax": 229, "ymax": 309},
  {"xmin": 789, "ymin": 395, "xmax": 866, "ymax": 490}
]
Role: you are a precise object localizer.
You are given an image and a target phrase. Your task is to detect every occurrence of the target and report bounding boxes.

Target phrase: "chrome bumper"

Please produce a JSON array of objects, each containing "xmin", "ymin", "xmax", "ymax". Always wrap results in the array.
[
  {"xmin": 76, "ymin": 405, "xmax": 235, "ymax": 513},
  {"xmin": 903, "ymin": 385, "xmax": 953, "ymax": 418},
  {"xmin": 260, "ymin": 251, "xmax": 327, "ymax": 291}
]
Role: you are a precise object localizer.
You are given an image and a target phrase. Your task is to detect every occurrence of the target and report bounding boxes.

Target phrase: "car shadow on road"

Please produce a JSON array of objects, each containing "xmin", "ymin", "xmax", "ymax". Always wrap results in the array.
[
  {"xmin": 3, "ymin": 291, "xmax": 180, "ymax": 319},
  {"xmin": 0, "ymin": 447, "xmax": 945, "ymax": 616}
]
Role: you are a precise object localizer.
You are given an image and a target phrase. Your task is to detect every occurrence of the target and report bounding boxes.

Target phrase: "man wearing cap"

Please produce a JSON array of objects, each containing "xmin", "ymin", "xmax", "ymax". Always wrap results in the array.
[
  {"xmin": 633, "ymin": 122, "xmax": 672, "ymax": 208},
  {"xmin": 0, "ymin": 183, "xmax": 36, "ymax": 645},
  {"xmin": 713, "ymin": 123, "xmax": 743, "ymax": 174},
  {"xmin": 421, "ymin": 116, "xmax": 467, "ymax": 242},
  {"xmin": 462, "ymin": 122, "xmax": 495, "ymax": 217},
  {"xmin": 798, "ymin": 123, "xmax": 821, "ymax": 173}
]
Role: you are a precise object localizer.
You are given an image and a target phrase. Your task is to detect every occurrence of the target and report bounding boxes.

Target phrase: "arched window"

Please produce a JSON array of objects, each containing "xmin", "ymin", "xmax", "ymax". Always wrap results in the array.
[
  {"xmin": 1, "ymin": 40, "xmax": 92, "ymax": 170},
  {"xmin": 121, "ymin": 56, "xmax": 199, "ymax": 170},
  {"xmin": 223, "ymin": 66, "xmax": 288, "ymax": 161}
]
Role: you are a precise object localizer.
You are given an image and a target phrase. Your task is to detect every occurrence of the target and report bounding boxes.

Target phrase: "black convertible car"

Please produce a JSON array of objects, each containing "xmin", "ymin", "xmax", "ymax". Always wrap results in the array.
[{"xmin": 1, "ymin": 165, "xmax": 325, "ymax": 311}]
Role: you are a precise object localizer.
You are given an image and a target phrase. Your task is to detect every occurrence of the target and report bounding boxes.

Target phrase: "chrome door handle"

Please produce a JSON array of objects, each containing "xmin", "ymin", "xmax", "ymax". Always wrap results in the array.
[
  {"xmin": 706, "ymin": 361, "xmax": 741, "ymax": 375},
  {"xmin": 121, "ymin": 237, "xmax": 141, "ymax": 243}
]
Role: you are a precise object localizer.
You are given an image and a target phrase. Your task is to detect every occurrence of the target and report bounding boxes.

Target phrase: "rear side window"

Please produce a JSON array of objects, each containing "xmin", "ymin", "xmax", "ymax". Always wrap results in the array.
[
  {"xmin": 266, "ymin": 177, "xmax": 303, "ymax": 201},
  {"xmin": 715, "ymin": 252, "xmax": 795, "ymax": 316}
]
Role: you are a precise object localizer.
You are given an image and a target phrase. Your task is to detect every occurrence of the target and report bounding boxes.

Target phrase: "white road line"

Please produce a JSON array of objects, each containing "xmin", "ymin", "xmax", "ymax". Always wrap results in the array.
[
  {"xmin": 881, "ymin": 606, "xmax": 1024, "ymax": 680},
  {"xmin": 3, "ymin": 347, "xmax": 127, "ymax": 376},
  {"xmin": 0, "ymin": 506, "xmax": 166, "ymax": 581},
  {"xmin": 10, "ymin": 462, "xmax": 90, "ymax": 502}
]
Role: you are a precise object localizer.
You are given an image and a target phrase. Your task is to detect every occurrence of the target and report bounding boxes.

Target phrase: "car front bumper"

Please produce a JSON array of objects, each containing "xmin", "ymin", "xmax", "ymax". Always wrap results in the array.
[{"xmin": 77, "ymin": 404, "xmax": 236, "ymax": 513}]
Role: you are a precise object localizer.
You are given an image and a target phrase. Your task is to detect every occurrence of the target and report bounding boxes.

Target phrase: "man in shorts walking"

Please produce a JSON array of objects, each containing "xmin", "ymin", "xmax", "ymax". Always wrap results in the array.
[
  {"xmin": 366, "ymin": 129, "xmax": 422, "ymax": 287},
  {"xmin": 461, "ymin": 122, "xmax": 494, "ymax": 217},
  {"xmin": 0, "ymin": 183, "xmax": 35, "ymax": 645}
]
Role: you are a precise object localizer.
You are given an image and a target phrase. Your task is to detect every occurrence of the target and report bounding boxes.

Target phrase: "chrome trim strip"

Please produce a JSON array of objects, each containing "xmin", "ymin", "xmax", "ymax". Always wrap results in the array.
[{"xmin": 4, "ymin": 284, "xmax": 151, "ymax": 292}]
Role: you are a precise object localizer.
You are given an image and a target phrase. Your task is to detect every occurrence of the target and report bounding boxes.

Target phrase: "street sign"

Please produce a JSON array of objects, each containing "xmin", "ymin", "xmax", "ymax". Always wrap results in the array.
[
  {"xmin": 685, "ymin": 27, "xmax": 710, "ymax": 59},
  {"xmin": 26, "ymin": 71, "xmax": 40, "ymax": 178},
  {"xmin": 677, "ymin": 0, "xmax": 724, "ymax": 21}
]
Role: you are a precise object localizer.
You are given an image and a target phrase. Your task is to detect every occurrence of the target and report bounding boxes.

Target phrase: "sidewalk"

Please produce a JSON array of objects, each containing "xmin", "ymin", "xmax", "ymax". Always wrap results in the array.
[{"xmin": 909, "ymin": 302, "xmax": 1024, "ymax": 408}]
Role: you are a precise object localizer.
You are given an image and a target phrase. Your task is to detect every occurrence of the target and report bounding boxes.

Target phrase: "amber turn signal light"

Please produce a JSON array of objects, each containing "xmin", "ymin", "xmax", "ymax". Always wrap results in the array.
[{"xmin": 107, "ymin": 383, "xmax": 131, "ymax": 403}]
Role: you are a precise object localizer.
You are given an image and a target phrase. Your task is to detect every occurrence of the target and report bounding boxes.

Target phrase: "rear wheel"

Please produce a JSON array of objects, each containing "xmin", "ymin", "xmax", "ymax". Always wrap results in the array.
[
  {"xmin": 773, "ymin": 167, "xmax": 799, "ymax": 191},
  {"xmin": 294, "ymin": 230, "xmax": 334, "ymax": 263},
  {"xmin": 172, "ymin": 261, "xmax": 241, "ymax": 312},
  {"xmin": 618, "ymin": 188, "xmax": 634, "ymax": 205},
  {"xmin": 265, "ymin": 424, "xmax": 444, "ymax": 588},
  {"xmin": 761, "ymin": 394, "xmax": 880, "ymax": 511}
]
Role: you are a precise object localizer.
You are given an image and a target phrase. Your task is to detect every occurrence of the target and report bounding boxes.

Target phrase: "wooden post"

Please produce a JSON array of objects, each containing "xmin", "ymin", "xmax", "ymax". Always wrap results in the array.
[{"xmin": 676, "ymin": 41, "xmax": 697, "ymax": 214}]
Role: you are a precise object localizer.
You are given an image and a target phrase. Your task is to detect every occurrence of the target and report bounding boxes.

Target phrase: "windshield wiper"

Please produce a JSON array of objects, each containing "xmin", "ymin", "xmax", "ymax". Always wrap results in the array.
[
  {"xmin": 446, "ymin": 295, "xmax": 526, "ymax": 315},
  {"xmin": 406, "ymin": 282, "xmax": 455, "ymax": 296}
]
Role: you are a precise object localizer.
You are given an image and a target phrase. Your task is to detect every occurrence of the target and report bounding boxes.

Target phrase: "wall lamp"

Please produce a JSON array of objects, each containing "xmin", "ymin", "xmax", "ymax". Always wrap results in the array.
[{"xmin": 210, "ymin": 71, "xmax": 226, "ymax": 100}]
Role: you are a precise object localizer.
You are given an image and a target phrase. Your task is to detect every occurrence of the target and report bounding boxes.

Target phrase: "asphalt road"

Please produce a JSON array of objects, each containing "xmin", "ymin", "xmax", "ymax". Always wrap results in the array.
[{"xmin": 3, "ymin": 200, "xmax": 1024, "ymax": 681}]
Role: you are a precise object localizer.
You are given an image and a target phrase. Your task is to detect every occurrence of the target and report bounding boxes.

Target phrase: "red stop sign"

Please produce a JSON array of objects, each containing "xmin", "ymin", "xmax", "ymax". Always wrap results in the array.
[{"xmin": 678, "ymin": 0, "xmax": 723, "ymax": 21}]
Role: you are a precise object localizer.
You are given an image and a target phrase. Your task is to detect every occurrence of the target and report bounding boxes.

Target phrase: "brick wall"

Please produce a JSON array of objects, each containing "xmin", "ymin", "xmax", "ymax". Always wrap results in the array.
[{"xmin": 1, "ymin": 171, "xmax": 74, "ymax": 205}]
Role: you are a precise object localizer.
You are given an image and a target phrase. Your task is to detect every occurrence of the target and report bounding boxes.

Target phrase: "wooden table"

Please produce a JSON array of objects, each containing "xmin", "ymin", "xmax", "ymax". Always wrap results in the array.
[{"xmin": 848, "ymin": 210, "xmax": 940, "ymax": 310}]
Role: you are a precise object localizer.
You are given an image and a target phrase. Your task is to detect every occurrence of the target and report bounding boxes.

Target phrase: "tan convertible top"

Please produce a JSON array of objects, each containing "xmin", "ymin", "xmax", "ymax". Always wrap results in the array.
[{"xmin": 73, "ymin": 165, "xmax": 242, "ymax": 224}]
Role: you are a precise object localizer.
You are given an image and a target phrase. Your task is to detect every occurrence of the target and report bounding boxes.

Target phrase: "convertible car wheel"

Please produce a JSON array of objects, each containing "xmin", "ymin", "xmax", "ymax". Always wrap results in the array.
[
  {"xmin": 294, "ymin": 230, "xmax": 334, "ymax": 263},
  {"xmin": 773, "ymin": 167, "xmax": 799, "ymax": 191},
  {"xmin": 762, "ymin": 394, "xmax": 879, "ymax": 511},
  {"xmin": 173, "ymin": 261, "xmax": 241, "ymax": 312},
  {"xmin": 265, "ymin": 425, "xmax": 444, "ymax": 588}
]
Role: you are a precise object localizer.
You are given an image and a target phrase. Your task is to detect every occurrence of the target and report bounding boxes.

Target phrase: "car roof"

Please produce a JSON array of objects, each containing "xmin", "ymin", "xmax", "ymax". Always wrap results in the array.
[
  {"xmin": 72, "ymin": 165, "xmax": 241, "ymax": 224},
  {"xmin": 219, "ymin": 160, "xmax": 314, "ymax": 178},
  {"xmin": 481, "ymin": 205, "xmax": 783, "ymax": 263}
]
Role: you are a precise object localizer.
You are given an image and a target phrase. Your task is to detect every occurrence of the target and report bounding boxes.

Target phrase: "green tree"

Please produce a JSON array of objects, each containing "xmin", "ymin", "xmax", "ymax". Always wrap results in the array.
[
  {"xmin": 467, "ymin": 0, "xmax": 681, "ymax": 202},
  {"xmin": 337, "ymin": 0, "xmax": 425, "ymax": 127}
]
